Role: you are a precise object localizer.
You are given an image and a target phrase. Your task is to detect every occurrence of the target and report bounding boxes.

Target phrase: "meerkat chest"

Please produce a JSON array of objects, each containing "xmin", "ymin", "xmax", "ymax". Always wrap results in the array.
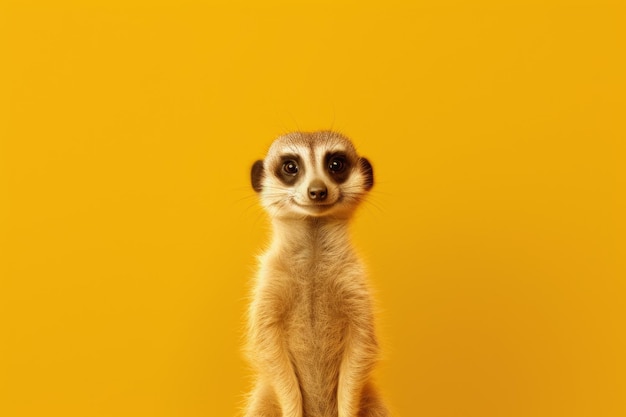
[
  {"xmin": 263, "ymin": 238, "xmax": 361, "ymax": 353},
  {"xmin": 282, "ymin": 265, "xmax": 351, "ymax": 354}
]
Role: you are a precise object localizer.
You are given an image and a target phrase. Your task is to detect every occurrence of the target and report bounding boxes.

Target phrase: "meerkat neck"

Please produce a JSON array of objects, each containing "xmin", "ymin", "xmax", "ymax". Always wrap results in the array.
[{"xmin": 270, "ymin": 217, "xmax": 354, "ymax": 260}]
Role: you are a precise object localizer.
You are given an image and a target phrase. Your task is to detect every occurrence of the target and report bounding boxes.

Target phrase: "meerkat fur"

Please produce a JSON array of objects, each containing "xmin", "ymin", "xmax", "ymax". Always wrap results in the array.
[{"xmin": 244, "ymin": 131, "xmax": 388, "ymax": 417}]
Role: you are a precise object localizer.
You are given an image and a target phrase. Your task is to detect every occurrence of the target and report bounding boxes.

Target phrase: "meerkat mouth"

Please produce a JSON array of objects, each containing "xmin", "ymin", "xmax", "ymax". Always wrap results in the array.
[
  {"xmin": 293, "ymin": 200, "xmax": 335, "ymax": 209},
  {"xmin": 291, "ymin": 200, "xmax": 340, "ymax": 216},
  {"xmin": 291, "ymin": 195, "xmax": 342, "ymax": 210}
]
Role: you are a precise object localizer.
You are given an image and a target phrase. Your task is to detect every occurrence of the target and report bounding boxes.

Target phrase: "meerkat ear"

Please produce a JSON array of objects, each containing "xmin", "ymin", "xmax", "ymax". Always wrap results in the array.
[
  {"xmin": 359, "ymin": 157, "xmax": 374, "ymax": 190},
  {"xmin": 251, "ymin": 160, "xmax": 265, "ymax": 192}
]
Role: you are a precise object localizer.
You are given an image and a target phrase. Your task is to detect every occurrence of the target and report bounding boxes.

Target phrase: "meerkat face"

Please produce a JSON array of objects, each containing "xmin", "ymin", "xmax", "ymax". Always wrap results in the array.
[{"xmin": 251, "ymin": 131, "xmax": 374, "ymax": 219}]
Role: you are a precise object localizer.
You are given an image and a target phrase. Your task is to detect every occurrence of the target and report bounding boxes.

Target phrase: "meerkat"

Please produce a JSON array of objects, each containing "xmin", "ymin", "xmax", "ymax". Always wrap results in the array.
[{"xmin": 244, "ymin": 131, "xmax": 388, "ymax": 417}]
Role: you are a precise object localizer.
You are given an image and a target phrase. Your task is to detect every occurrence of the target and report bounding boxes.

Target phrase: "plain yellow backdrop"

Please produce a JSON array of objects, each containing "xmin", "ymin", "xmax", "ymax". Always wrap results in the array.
[{"xmin": 1, "ymin": 1, "xmax": 625, "ymax": 416}]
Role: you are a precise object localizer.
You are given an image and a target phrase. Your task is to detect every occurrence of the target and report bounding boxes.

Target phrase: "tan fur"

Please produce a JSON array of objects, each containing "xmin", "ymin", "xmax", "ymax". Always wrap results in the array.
[{"xmin": 244, "ymin": 131, "xmax": 388, "ymax": 417}]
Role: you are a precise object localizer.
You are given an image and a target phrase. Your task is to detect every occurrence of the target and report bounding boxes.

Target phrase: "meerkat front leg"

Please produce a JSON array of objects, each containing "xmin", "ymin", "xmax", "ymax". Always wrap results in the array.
[
  {"xmin": 247, "ymin": 287, "xmax": 302, "ymax": 417},
  {"xmin": 244, "ymin": 379, "xmax": 281, "ymax": 417},
  {"xmin": 337, "ymin": 310, "xmax": 381, "ymax": 417}
]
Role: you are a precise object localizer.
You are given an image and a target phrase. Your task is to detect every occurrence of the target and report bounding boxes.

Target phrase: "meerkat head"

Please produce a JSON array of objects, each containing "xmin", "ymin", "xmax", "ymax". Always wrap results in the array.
[{"xmin": 250, "ymin": 131, "xmax": 374, "ymax": 219}]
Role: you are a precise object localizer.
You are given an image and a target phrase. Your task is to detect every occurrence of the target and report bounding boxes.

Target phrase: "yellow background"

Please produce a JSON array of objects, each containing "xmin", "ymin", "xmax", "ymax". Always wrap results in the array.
[{"xmin": 1, "ymin": 1, "xmax": 625, "ymax": 416}]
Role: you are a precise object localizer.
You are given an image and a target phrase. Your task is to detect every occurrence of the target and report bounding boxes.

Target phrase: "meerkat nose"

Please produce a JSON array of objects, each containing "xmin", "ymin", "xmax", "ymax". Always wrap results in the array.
[{"xmin": 308, "ymin": 180, "xmax": 328, "ymax": 201}]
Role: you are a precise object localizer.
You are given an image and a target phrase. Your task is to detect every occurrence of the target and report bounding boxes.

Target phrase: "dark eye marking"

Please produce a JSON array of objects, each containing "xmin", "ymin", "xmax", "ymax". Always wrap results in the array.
[
  {"xmin": 274, "ymin": 154, "xmax": 302, "ymax": 185},
  {"xmin": 328, "ymin": 156, "xmax": 346, "ymax": 173},
  {"xmin": 325, "ymin": 152, "xmax": 351, "ymax": 183}
]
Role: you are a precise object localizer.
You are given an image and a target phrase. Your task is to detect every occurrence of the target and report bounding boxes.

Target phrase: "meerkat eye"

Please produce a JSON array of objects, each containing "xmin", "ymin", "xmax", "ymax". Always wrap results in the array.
[
  {"xmin": 328, "ymin": 157, "xmax": 346, "ymax": 173},
  {"xmin": 282, "ymin": 160, "xmax": 299, "ymax": 175}
]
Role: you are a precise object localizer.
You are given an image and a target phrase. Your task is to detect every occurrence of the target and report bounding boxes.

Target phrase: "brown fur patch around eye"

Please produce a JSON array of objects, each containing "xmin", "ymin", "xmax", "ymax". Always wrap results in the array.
[
  {"xmin": 274, "ymin": 154, "xmax": 302, "ymax": 186},
  {"xmin": 325, "ymin": 152, "xmax": 352, "ymax": 184}
]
